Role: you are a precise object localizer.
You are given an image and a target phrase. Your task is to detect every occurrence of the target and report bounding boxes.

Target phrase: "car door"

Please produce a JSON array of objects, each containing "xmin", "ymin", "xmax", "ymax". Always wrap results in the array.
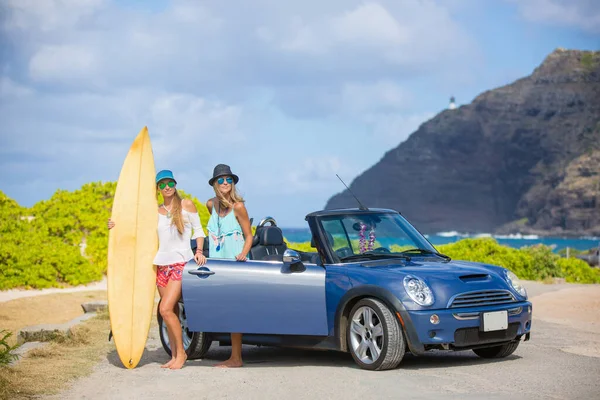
[{"xmin": 182, "ymin": 258, "xmax": 328, "ymax": 336}]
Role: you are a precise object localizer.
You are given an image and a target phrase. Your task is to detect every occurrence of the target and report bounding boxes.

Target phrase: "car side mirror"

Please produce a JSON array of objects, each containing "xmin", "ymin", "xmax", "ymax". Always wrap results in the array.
[
  {"xmin": 283, "ymin": 249, "xmax": 305, "ymax": 272},
  {"xmin": 283, "ymin": 249, "xmax": 300, "ymax": 264}
]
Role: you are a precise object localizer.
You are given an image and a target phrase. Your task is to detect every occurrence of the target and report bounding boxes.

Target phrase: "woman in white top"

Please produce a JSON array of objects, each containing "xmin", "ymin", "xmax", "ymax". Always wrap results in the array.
[{"xmin": 108, "ymin": 169, "xmax": 206, "ymax": 370}]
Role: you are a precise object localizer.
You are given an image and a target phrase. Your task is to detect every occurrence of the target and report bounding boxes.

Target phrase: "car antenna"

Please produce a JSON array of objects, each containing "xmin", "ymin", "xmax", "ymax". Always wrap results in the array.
[{"xmin": 336, "ymin": 174, "xmax": 369, "ymax": 211}]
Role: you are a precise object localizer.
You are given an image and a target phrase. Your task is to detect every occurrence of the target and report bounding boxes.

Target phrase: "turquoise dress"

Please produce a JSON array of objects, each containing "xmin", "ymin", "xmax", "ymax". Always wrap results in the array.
[{"xmin": 207, "ymin": 203, "xmax": 245, "ymax": 259}]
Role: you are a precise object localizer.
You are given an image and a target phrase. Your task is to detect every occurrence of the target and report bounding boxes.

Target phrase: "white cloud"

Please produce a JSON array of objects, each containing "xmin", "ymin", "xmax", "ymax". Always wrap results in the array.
[
  {"xmin": 340, "ymin": 81, "xmax": 410, "ymax": 114},
  {"xmin": 509, "ymin": 0, "xmax": 600, "ymax": 33},
  {"xmin": 0, "ymin": 0, "xmax": 483, "ymax": 224},
  {"xmin": 283, "ymin": 157, "xmax": 359, "ymax": 195},
  {"xmin": 0, "ymin": 77, "xmax": 34, "ymax": 98},
  {"xmin": 331, "ymin": 3, "xmax": 409, "ymax": 47},
  {"xmin": 258, "ymin": 0, "xmax": 475, "ymax": 73},
  {"xmin": 148, "ymin": 93, "xmax": 245, "ymax": 163},
  {"xmin": 29, "ymin": 45, "xmax": 98, "ymax": 82},
  {"xmin": 3, "ymin": 0, "xmax": 106, "ymax": 32}
]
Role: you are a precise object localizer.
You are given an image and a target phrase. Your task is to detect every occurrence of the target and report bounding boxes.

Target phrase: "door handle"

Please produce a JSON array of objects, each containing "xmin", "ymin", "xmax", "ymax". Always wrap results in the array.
[{"xmin": 188, "ymin": 269, "xmax": 215, "ymax": 276}]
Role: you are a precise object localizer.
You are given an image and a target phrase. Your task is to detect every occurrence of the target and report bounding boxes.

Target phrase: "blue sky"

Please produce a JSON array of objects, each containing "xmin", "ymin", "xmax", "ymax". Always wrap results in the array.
[{"xmin": 1, "ymin": 0, "xmax": 599, "ymax": 228}]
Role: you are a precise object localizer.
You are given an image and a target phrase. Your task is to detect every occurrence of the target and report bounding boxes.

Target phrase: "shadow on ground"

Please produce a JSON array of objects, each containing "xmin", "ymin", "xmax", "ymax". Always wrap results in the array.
[{"xmin": 107, "ymin": 343, "xmax": 521, "ymax": 370}]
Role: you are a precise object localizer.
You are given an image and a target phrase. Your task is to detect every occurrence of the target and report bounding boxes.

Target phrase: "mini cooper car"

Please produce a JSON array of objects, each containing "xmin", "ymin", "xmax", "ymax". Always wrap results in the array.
[{"xmin": 158, "ymin": 208, "xmax": 532, "ymax": 371}]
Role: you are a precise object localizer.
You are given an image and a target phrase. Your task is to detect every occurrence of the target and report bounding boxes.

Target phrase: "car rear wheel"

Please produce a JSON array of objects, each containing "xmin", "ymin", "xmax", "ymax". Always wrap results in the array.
[
  {"xmin": 473, "ymin": 341, "xmax": 520, "ymax": 358},
  {"xmin": 347, "ymin": 298, "xmax": 405, "ymax": 370},
  {"xmin": 157, "ymin": 300, "xmax": 211, "ymax": 360}
]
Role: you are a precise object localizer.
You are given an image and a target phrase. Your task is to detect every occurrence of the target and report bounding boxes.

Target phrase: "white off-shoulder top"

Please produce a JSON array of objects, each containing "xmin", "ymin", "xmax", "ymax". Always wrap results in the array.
[{"xmin": 153, "ymin": 209, "xmax": 206, "ymax": 266}]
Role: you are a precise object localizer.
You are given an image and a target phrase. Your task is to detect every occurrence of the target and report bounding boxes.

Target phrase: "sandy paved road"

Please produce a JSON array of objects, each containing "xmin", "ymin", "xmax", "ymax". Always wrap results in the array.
[
  {"xmin": 0, "ymin": 278, "xmax": 107, "ymax": 304},
  {"xmin": 45, "ymin": 281, "xmax": 600, "ymax": 400}
]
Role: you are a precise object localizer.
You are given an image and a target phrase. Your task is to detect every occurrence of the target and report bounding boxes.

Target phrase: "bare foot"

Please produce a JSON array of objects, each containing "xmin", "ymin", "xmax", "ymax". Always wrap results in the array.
[
  {"xmin": 215, "ymin": 358, "xmax": 243, "ymax": 368},
  {"xmin": 169, "ymin": 354, "xmax": 188, "ymax": 370},
  {"xmin": 161, "ymin": 358, "xmax": 176, "ymax": 368}
]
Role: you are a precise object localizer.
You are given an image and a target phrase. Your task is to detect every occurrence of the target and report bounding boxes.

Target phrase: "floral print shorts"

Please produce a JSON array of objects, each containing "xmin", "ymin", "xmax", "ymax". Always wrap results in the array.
[{"xmin": 156, "ymin": 262, "xmax": 186, "ymax": 288}]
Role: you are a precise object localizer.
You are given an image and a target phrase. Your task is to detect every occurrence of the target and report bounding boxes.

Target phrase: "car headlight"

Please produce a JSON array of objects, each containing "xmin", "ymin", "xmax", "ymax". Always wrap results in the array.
[
  {"xmin": 505, "ymin": 270, "xmax": 527, "ymax": 298},
  {"xmin": 403, "ymin": 276, "xmax": 434, "ymax": 306}
]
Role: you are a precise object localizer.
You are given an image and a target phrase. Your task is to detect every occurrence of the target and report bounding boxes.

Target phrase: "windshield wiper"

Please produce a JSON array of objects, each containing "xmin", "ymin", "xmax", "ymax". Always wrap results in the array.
[
  {"xmin": 341, "ymin": 252, "xmax": 411, "ymax": 262},
  {"xmin": 399, "ymin": 248, "xmax": 451, "ymax": 261}
]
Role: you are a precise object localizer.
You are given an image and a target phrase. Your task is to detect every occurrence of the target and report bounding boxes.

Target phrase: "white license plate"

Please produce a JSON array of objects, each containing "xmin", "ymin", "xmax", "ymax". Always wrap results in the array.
[{"xmin": 482, "ymin": 310, "xmax": 508, "ymax": 332}]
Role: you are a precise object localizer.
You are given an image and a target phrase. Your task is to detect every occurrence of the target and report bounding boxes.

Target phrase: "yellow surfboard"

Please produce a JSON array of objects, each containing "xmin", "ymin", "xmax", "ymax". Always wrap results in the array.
[{"xmin": 107, "ymin": 127, "xmax": 158, "ymax": 369}]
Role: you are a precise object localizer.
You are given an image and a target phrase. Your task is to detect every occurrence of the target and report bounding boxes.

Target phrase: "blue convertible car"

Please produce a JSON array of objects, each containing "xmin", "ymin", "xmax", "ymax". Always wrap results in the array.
[{"xmin": 158, "ymin": 208, "xmax": 532, "ymax": 371}]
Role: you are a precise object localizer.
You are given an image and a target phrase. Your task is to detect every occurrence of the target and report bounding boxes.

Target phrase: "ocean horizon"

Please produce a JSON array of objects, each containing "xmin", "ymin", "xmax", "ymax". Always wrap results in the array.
[{"xmin": 280, "ymin": 227, "xmax": 599, "ymax": 252}]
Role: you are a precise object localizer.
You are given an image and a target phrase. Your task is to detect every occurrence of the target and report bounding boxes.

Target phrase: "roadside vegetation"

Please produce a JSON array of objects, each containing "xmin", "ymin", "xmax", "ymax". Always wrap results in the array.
[
  {"xmin": 0, "ymin": 330, "xmax": 19, "ymax": 367},
  {"xmin": 0, "ymin": 185, "xmax": 207, "ymax": 290},
  {"xmin": 1, "ymin": 185, "xmax": 599, "ymax": 290},
  {"xmin": 0, "ymin": 311, "xmax": 112, "ymax": 399},
  {"xmin": 437, "ymin": 238, "xmax": 600, "ymax": 284}
]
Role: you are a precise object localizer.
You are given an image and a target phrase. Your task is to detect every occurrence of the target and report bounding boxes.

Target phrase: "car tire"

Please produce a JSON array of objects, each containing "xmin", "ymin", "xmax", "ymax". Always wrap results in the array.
[
  {"xmin": 157, "ymin": 300, "xmax": 212, "ymax": 360},
  {"xmin": 472, "ymin": 341, "xmax": 520, "ymax": 359},
  {"xmin": 347, "ymin": 298, "xmax": 405, "ymax": 371}
]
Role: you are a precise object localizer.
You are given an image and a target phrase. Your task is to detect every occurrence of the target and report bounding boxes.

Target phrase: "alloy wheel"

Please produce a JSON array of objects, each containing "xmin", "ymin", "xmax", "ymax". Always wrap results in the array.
[{"xmin": 349, "ymin": 306, "xmax": 384, "ymax": 364}]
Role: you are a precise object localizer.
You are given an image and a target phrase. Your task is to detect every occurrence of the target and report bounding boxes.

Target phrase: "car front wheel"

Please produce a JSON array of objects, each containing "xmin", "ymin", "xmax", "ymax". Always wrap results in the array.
[
  {"xmin": 472, "ymin": 341, "xmax": 520, "ymax": 359},
  {"xmin": 157, "ymin": 300, "xmax": 211, "ymax": 360},
  {"xmin": 347, "ymin": 298, "xmax": 405, "ymax": 370}
]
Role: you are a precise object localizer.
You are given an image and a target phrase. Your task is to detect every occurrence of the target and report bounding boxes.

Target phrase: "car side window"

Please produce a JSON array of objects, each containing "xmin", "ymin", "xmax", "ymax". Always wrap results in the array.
[{"xmin": 321, "ymin": 219, "xmax": 351, "ymax": 252}]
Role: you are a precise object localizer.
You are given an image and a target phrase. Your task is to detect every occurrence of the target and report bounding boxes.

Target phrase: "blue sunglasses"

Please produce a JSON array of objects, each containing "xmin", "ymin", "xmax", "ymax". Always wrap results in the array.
[{"xmin": 218, "ymin": 177, "xmax": 233, "ymax": 185}]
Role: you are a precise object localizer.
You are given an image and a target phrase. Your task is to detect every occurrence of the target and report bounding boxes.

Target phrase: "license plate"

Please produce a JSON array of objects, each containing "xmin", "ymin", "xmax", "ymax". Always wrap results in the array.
[{"xmin": 482, "ymin": 310, "xmax": 508, "ymax": 332}]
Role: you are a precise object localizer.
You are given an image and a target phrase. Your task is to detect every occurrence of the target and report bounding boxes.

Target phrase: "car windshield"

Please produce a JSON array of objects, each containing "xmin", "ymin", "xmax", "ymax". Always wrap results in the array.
[{"xmin": 319, "ymin": 212, "xmax": 440, "ymax": 262}]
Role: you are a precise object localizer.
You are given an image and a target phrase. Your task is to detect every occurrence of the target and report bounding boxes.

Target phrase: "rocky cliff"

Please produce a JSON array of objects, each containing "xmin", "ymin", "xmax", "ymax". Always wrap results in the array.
[{"xmin": 325, "ymin": 49, "xmax": 600, "ymax": 236}]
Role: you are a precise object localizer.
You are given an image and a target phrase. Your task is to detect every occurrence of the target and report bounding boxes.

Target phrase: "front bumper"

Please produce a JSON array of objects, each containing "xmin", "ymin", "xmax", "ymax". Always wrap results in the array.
[{"xmin": 406, "ymin": 301, "xmax": 532, "ymax": 349}]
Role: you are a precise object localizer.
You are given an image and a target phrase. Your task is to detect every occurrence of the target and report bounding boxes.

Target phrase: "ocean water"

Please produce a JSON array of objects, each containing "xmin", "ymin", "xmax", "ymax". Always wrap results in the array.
[{"xmin": 280, "ymin": 228, "xmax": 599, "ymax": 252}]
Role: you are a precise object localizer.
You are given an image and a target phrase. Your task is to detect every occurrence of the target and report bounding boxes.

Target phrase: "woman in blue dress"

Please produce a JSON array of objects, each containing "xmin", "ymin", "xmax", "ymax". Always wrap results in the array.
[{"xmin": 206, "ymin": 164, "xmax": 253, "ymax": 367}]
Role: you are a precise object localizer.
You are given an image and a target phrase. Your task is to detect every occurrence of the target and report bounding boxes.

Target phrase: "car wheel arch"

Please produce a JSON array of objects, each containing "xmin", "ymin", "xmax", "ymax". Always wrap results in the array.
[{"xmin": 334, "ymin": 285, "xmax": 424, "ymax": 355}]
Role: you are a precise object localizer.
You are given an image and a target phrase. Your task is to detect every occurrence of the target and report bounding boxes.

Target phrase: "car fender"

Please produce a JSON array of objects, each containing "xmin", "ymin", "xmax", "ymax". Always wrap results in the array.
[{"xmin": 335, "ymin": 285, "xmax": 425, "ymax": 355}]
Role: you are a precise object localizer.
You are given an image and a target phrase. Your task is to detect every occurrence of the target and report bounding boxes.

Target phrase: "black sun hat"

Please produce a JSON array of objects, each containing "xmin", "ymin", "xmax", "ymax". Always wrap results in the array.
[{"xmin": 208, "ymin": 164, "xmax": 239, "ymax": 186}]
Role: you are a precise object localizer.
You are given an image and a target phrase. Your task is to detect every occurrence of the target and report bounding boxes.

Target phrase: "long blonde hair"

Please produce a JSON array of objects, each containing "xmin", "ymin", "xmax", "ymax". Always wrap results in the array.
[
  {"xmin": 212, "ymin": 181, "xmax": 244, "ymax": 210},
  {"xmin": 159, "ymin": 186, "xmax": 184, "ymax": 235}
]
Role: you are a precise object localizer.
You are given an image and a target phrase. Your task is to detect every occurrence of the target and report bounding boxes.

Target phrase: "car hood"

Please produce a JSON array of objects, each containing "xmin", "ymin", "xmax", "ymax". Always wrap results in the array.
[{"xmin": 350, "ymin": 258, "xmax": 524, "ymax": 310}]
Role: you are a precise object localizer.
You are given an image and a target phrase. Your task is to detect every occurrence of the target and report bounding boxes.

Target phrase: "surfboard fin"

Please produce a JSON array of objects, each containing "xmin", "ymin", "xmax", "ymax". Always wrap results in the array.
[{"xmin": 108, "ymin": 329, "xmax": 113, "ymax": 342}]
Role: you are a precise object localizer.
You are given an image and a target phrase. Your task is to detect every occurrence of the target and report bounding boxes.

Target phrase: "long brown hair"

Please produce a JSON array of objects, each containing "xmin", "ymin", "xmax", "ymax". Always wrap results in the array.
[
  {"xmin": 170, "ymin": 190, "xmax": 184, "ymax": 235},
  {"xmin": 212, "ymin": 181, "xmax": 244, "ymax": 210},
  {"xmin": 159, "ymin": 186, "xmax": 184, "ymax": 235}
]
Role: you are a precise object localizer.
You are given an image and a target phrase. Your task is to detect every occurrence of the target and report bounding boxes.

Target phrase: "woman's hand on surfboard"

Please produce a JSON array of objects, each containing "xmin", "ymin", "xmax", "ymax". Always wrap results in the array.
[
  {"xmin": 194, "ymin": 252, "xmax": 207, "ymax": 266},
  {"xmin": 107, "ymin": 219, "xmax": 115, "ymax": 230}
]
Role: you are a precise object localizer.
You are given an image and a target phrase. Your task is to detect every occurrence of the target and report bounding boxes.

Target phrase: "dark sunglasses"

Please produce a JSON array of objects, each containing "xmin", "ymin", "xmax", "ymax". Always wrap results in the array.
[
  {"xmin": 158, "ymin": 181, "xmax": 176, "ymax": 190},
  {"xmin": 218, "ymin": 177, "xmax": 233, "ymax": 185}
]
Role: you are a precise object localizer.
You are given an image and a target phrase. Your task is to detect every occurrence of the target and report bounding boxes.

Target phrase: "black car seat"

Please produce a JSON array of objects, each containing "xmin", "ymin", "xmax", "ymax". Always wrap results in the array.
[{"xmin": 249, "ymin": 225, "xmax": 287, "ymax": 261}]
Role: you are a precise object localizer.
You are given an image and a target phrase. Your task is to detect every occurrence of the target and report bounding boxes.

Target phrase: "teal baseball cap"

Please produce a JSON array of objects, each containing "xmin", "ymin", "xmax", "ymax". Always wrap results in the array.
[{"xmin": 156, "ymin": 170, "xmax": 177, "ymax": 184}]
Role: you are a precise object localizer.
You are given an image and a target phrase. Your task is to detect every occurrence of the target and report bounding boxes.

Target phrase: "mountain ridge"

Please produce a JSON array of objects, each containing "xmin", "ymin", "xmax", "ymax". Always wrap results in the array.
[{"xmin": 325, "ymin": 49, "xmax": 600, "ymax": 236}]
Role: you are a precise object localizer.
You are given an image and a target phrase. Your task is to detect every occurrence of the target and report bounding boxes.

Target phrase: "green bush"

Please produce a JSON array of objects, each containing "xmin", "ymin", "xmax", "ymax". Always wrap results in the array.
[
  {"xmin": 437, "ymin": 238, "xmax": 600, "ymax": 283},
  {"xmin": 2, "ymin": 184, "xmax": 599, "ymax": 289},
  {"xmin": 557, "ymin": 257, "xmax": 600, "ymax": 283},
  {"xmin": 286, "ymin": 241, "xmax": 315, "ymax": 253},
  {"xmin": 0, "ymin": 183, "xmax": 211, "ymax": 290},
  {"xmin": 437, "ymin": 238, "xmax": 535, "ymax": 279},
  {"xmin": 0, "ymin": 330, "xmax": 19, "ymax": 366}
]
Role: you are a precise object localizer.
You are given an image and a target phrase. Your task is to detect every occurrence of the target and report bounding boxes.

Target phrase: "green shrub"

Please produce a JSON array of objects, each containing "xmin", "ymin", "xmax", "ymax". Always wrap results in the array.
[
  {"xmin": 0, "ymin": 330, "xmax": 19, "ymax": 366},
  {"xmin": 437, "ymin": 238, "xmax": 534, "ymax": 279},
  {"xmin": 286, "ymin": 241, "xmax": 315, "ymax": 253},
  {"xmin": 557, "ymin": 257, "xmax": 600, "ymax": 283},
  {"xmin": 437, "ymin": 238, "xmax": 600, "ymax": 283},
  {"xmin": 0, "ymin": 184, "xmax": 210, "ymax": 289}
]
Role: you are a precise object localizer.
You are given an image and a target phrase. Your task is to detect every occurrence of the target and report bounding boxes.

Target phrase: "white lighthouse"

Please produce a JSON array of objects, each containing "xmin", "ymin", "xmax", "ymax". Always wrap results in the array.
[{"xmin": 449, "ymin": 96, "xmax": 456, "ymax": 110}]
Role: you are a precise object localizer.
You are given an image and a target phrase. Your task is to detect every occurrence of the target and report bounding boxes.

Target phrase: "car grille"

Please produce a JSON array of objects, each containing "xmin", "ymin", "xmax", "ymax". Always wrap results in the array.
[{"xmin": 448, "ymin": 290, "xmax": 516, "ymax": 308}]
